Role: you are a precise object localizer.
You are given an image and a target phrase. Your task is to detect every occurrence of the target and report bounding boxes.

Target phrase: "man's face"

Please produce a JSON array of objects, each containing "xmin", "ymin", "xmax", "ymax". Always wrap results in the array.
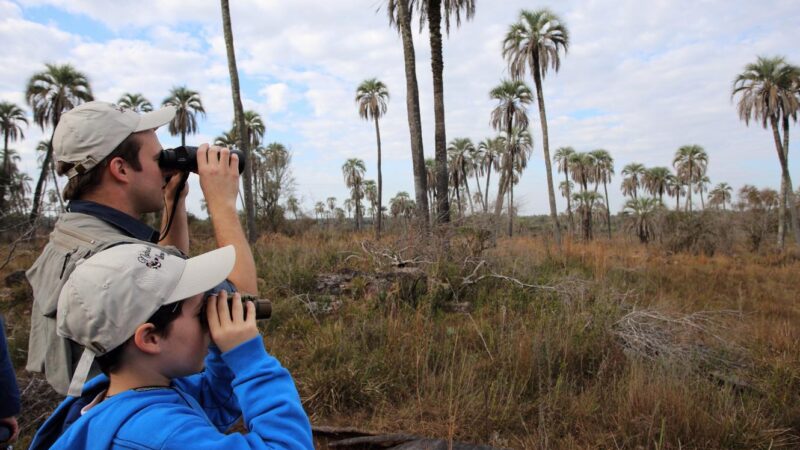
[{"xmin": 127, "ymin": 130, "xmax": 174, "ymax": 214}]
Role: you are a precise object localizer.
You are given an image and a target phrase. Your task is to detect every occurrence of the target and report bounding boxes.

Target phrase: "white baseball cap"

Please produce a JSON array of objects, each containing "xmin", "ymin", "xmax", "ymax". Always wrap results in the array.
[
  {"xmin": 57, "ymin": 244, "xmax": 236, "ymax": 396},
  {"xmin": 53, "ymin": 101, "xmax": 176, "ymax": 179}
]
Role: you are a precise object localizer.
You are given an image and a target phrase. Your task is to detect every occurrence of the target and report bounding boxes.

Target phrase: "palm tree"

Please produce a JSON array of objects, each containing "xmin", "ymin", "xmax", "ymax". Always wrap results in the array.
[
  {"xmin": 424, "ymin": 158, "xmax": 437, "ymax": 221},
  {"xmin": 241, "ymin": 110, "xmax": 265, "ymax": 149},
  {"xmin": 314, "ymin": 201, "xmax": 325, "ymax": 222},
  {"xmin": 501, "ymin": 127, "xmax": 533, "ymax": 236},
  {"xmin": 417, "ymin": 0, "xmax": 474, "ymax": 227},
  {"xmin": 342, "ymin": 158, "xmax": 366, "ymax": 230},
  {"xmin": 709, "ymin": 182, "xmax": 733, "ymax": 211},
  {"xmin": 10, "ymin": 172, "xmax": 33, "ymax": 214},
  {"xmin": 214, "ymin": 130, "xmax": 237, "ymax": 148},
  {"xmin": 503, "ymin": 8, "xmax": 569, "ymax": 246},
  {"xmin": 364, "ymin": 179, "xmax": 378, "ymax": 220},
  {"xmin": 695, "ymin": 175, "xmax": 711, "ymax": 209},
  {"xmin": 26, "ymin": 63, "xmax": 93, "ymax": 221},
  {"xmin": 356, "ymin": 78, "xmax": 389, "ymax": 238},
  {"xmin": 0, "ymin": 102, "xmax": 28, "ymax": 212},
  {"xmin": 162, "ymin": 86, "xmax": 205, "ymax": 147},
  {"xmin": 326, "ymin": 196, "xmax": 337, "ymax": 222},
  {"xmin": 732, "ymin": 56, "xmax": 800, "ymax": 247},
  {"xmin": 667, "ymin": 174, "xmax": 685, "ymax": 211},
  {"xmin": 390, "ymin": 191, "xmax": 415, "ymax": 224},
  {"xmin": 554, "ymin": 146, "xmax": 575, "ymax": 233},
  {"xmin": 478, "ymin": 136, "xmax": 504, "ymax": 213},
  {"xmin": 643, "ymin": 166, "xmax": 672, "ymax": 205},
  {"xmin": 447, "ymin": 137, "xmax": 476, "ymax": 216},
  {"xmin": 286, "ymin": 196, "xmax": 300, "ymax": 220},
  {"xmin": 623, "ymin": 197, "xmax": 661, "ymax": 244},
  {"xmin": 572, "ymin": 191, "xmax": 602, "ymax": 240},
  {"xmin": 117, "ymin": 93, "xmax": 153, "ymax": 113},
  {"xmin": 621, "ymin": 163, "xmax": 646, "ymax": 200},
  {"xmin": 569, "ymin": 152, "xmax": 594, "ymax": 194},
  {"xmin": 673, "ymin": 144, "xmax": 708, "ymax": 212},
  {"xmin": 467, "ymin": 142, "xmax": 485, "ymax": 212},
  {"xmin": 386, "ymin": 0, "xmax": 430, "ymax": 225},
  {"xmin": 589, "ymin": 149, "xmax": 614, "ymax": 238},
  {"xmin": 490, "ymin": 79, "xmax": 532, "ymax": 220},
  {"xmin": 35, "ymin": 139, "xmax": 64, "ymax": 212}
]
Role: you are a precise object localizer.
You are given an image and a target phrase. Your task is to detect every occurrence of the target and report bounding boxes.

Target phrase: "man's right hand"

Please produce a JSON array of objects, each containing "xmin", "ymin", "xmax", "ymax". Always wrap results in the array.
[{"xmin": 197, "ymin": 144, "xmax": 240, "ymax": 212}]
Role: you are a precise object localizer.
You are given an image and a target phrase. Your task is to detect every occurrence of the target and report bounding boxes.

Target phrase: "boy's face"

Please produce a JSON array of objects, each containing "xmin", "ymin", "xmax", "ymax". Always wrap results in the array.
[{"xmin": 159, "ymin": 293, "xmax": 210, "ymax": 378}]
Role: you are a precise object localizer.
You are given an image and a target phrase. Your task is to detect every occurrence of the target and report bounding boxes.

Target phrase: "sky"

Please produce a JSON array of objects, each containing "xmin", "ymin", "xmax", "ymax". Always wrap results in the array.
[{"xmin": 1, "ymin": 0, "xmax": 799, "ymax": 217}]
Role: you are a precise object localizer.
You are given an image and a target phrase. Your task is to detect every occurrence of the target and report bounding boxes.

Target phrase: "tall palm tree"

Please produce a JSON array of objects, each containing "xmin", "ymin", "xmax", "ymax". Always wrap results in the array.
[
  {"xmin": 554, "ymin": 146, "xmax": 575, "ymax": 233},
  {"xmin": 286, "ymin": 195, "xmax": 300, "ymax": 220},
  {"xmin": 221, "ymin": 0, "xmax": 257, "ymax": 243},
  {"xmin": 478, "ymin": 136, "xmax": 504, "ymax": 213},
  {"xmin": 34, "ymin": 139, "xmax": 64, "ymax": 212},
  {"xmin": 26, "ymin": 63, "xmax": 93, "ymax": 221},
  {"xmin": 589, "ymin": 149, "xmax": 613, "ymax": 238},
  {"xmin": 501, "ymin": 127, "xmax": 533, "ymax": 236},
  {"xmin": 572, "ymin": 191, "xmax": 602, "ymax": 240},
  {"xmin": 503, "ymin": 8, "xmax": 569, "ymax": 246},
  {"xmin": 314, "ymin": 201, "xmax": 325, "ymax": 222},
  {"xmin": 214, "ymin": 130, "xmax": 237, "ymax": 148},
  {"xmin": 569, "ymin": 152, "xmax": 594, "ymax": 194},
  {"xmin": 732, "ymin": 55, "xmax": 800, "ymax": 247},
  {"xmin": 467, "ymin": 142, "xmax": 485, "ymax": 212},
  {"xmin": 416, "ymin": 0, "xmax": 474, "ymax": 227},
  {"xmin": 0, "ymin": 102, "xmax": 28, "ymax": 212},
  {"xmin": 342, "ymin": 158, "xmax": 366, "ymax": 230},
  {"xmin": 621, "ymin": 163, "xmax": 646, "ymax": 200},
  {"xmin": 364, "ymin": 179, "xmax": 378, "ymax": 220},
  {"xmin": 447, "ymin": 137, "xmax": 476, "ymax": 216},
  {"xmin": 326, "ymin": 196, "xmax": 337, "ymax": 221},
  {"xmin": 387, "ymin": 0, "xmax": 430, "ymax": 225},
  {"xmin": 424, "ymin": 158, "xmax": 437, "ymax": 221},
  {"xmin": 240, "ymin": 110, "xmax": 265, "ymax": 210},
  {"xmin": 489, "ymin": 79, "xmax": 532, "ymax": 220},
  {"xmin": 356, "ymin": 78, "xmax": 389, "ymax": 238},
  {"xmin": 623, "ymin": 197, "xmax": 661, "ymax": 244},
  {"xmin": 117, "ymin": 93, "xmax": 153, "ymax": 113},
  {"xmin": 162, "ymin": 86, "xmax": 205, "ymax": 147},
  {"xmin": 673, "ymin": 144, "xmax": 708, "ymax": 212},
  {"xmin": 709, "ymin": 182, "xmax": 733, "ymax": 211},
  {"xmin": 667, "ymin": 174, "xmax": 685, "ymax": 211},
  {"xmin": 695, "ymin": 175, "xmax": 711, "ymax": 209},
  {"xmin": 643, "ymin": 166, "xmax": 671, "ymax": 205}
]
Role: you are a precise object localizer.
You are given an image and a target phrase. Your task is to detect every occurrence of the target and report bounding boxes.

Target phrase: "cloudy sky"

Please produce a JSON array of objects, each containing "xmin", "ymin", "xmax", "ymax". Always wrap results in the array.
[{"xmin": 1, "ymin": 0, "xmax": 799, "ymax": 217}]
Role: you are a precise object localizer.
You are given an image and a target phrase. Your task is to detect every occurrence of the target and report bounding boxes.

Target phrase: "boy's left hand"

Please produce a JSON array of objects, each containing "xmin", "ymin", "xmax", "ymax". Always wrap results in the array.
[{"xmin": 205, "ymin": 290, "xmax": 259, "ymax": 353}]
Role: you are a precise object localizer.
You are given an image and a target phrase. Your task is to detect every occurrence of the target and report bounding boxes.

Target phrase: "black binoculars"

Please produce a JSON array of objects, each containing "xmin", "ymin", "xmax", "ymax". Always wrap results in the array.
[
  {"xmin": 200, "ymin": 295, "xmax": 272, "ymax": 327},
  {"xmin": 159, "ymin": 146, "xmax": 246, "ymax": 174}
]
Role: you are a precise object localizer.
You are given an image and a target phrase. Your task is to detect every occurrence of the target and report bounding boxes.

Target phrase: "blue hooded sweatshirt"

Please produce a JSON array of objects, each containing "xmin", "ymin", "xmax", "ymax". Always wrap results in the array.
[{"xmin": 29, "ymin": 337, "xmax": 314, "ymax": 450}]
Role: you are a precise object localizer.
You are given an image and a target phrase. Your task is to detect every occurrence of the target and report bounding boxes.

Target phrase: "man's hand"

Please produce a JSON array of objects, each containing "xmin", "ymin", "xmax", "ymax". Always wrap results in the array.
[
  {"xmin": 205, "ymin": 291, "xmax": 259, "ymax": 353},
  {"xmin": 197, "ymin": 144, "xmax": 240, "ymax": 212},
  {"xmin": 0, "ymin": 416, "xmax": 18, "ymax": 443}
]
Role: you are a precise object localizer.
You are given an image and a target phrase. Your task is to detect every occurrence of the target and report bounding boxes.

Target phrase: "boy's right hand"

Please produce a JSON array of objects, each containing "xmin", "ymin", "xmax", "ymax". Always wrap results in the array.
[{"xmin": 205, "ymin": 290, "xmax": 259, "ymax": 353}]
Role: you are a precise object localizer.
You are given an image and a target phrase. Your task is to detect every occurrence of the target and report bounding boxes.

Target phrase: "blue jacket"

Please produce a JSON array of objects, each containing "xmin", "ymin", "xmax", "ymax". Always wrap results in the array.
[
  {"xmin": 0, "ymin": 314, "xmax": 20, "ymax": 418},
  {"xmin": 29, "ymin": 337, "xmax": 314, "ymax": 450}
]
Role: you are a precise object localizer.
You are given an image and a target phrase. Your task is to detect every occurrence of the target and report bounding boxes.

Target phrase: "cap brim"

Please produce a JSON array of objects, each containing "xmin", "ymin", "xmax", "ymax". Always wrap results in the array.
[
  {"xmin": 168, "ymin": 245, "xmax": 236, "ymax": 303},
  {"xmin": 134, "ymin": 105, "xmax": 176, "ymax": 132}
]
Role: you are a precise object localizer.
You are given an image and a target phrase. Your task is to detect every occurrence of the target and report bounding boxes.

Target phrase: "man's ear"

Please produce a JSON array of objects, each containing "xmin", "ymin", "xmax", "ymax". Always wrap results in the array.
[
  {"xmin": 132, "ymin": 323, "xmax": 162, "ymax": 355},
  {"xmin": 107, "ymin": 156, "xmax": 130, "ymax": 183}
]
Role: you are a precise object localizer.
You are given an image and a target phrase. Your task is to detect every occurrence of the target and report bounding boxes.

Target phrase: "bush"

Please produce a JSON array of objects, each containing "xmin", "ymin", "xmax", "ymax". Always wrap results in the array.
[{"xmin": 659, "ymin": 211, "xmax": 733, "ymax": 256}]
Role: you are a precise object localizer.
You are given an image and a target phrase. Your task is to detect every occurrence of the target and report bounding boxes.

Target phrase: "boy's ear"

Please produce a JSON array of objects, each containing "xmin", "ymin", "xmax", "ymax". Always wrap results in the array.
[{"xmin": 132, "ymin": 323, "xmax": 162, "ymax": 355}]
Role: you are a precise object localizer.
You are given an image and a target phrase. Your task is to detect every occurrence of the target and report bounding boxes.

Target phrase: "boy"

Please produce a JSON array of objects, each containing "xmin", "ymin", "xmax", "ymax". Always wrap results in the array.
[{"xmin": 29, "ymin": 244, "xmax": 313, "ymax": 449}]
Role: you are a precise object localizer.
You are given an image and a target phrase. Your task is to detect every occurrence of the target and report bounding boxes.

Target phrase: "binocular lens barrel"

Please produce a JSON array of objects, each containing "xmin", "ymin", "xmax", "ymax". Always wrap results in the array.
[{"xmin": 159, "ymin": 146, "xmax": 246, "ymax": 174}]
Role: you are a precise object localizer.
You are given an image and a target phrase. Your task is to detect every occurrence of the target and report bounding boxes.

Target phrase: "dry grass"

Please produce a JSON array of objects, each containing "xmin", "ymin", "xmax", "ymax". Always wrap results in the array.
[{"xmin": 2, "ymin": 226, "xmax": 800, "ymax": 449}]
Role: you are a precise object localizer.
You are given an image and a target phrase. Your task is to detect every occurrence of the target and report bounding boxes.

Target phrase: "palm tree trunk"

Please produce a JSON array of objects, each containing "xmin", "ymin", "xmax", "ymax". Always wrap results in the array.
[
  {"xmin": 532, "ymin": 57, "xmax": 562, "ymax": 246},
  {"xmin": 494, "ymin": 168, "xmax": 506, "ymax": 217},
  {"xmin": 484, "ymin": 159, "xmax": 492, "ymax": 213},
  {"xmin": 676, "ymin": 188, "xmax": 680, "ymax": 211},
  {"xmin": 463, "ymin": 169, "xmax": 474, "ymax": 215},
  {"xmin": 374, "ymin": 116, "xmax": 383, "ymax": 239},
  {"xmin": 770, "ymin": 116, "xmax": 800, "ymax": 246},
  {"xmin": 397, "ymin": 0, "xmax": 430, "ymax": 228},
  {"xmin": 508, "ymin": 176, "xmax": 514, "ymax": 237},
  {"xmin": 0, "ymin": 132, "xmax": 9, "ymax": 213},
  {"xmin": 426, "ymin": 0, "xmax": 449, "ymax": 226},
  {"xmin": 565, "ymin": 170, "xmax": 574, "ymax": 234},
  {"xmin": 28, "ymin": 129, "xmax": 57, "ymax": 223},
  {"xmin": 221, "ymin": 0, "xmax": 257, "ymax": 243},
  {"xmin": 687, "ymin": 160, "xmax": 693, "ymax": 213},
  {"xmin": 603, "ymin": 180, "xmax": 611, "ymax": 239},
  {"xmin": 777, "ymin": 116, "xmax": 790, "ymax": 248}
]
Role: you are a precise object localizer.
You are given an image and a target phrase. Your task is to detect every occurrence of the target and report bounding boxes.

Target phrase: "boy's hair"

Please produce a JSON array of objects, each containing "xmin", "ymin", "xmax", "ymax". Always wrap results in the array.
[
  {"xmin": 95, "ymin": 300, "xmax": 185, "ymax": 375},
  {"xmin": 57, "ymin": 133, "xmax": 144, "ymax": 201}
]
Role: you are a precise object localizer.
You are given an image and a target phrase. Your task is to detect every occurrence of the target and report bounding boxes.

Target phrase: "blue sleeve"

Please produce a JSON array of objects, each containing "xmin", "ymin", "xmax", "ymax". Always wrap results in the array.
[
  {"xmin": 0, "ymin": 314, "xmax": 21, "ymax": 418},
  {"xmin": 206, "ymin": 279, "xmax": 237, "ymax": 297},
  {"xmin": 163, "ymin": 337, "xmax": 313, "ymax": 450},
  {"xmin": 172, "ymin": 345, "xmax": 241, "ymax": 431}
]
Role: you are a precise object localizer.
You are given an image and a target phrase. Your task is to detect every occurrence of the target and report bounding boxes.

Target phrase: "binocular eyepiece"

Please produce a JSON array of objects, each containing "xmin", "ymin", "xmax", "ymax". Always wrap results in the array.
[{"xmin": 159, "ymin": 145, "xmax": 246, "ymax": 174}]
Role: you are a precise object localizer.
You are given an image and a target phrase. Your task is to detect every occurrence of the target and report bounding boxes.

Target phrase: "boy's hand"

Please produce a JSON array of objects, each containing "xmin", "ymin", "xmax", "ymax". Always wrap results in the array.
[{"xmin": 205, "ymin": 290, "xmax": 259, "ymax": 353}]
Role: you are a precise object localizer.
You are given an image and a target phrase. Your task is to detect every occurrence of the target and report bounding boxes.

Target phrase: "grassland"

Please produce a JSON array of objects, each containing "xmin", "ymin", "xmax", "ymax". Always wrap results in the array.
[{"xmin": 2, "ymin": 223, "xmax": 799, "ymax": 449}]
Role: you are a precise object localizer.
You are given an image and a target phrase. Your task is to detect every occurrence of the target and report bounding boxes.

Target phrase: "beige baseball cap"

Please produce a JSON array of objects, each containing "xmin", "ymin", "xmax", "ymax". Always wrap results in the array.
[
  {"xmin": 57, "ymin": 243, "xmax": 236, "ymax": 396},
  {"xmin": 53, "ymin": 101, "xmax": 176, "ymax": 179}
]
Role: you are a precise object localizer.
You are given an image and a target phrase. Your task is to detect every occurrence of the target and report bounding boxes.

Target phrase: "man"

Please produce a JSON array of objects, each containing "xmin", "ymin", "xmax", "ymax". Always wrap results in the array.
[
  {"xmin": 28, "ymin": 244, "xmax": 313, "ymax": 449},
  {"xmin": 26, "ymin": 101, "xmax": 257, "ymax": 395}
]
